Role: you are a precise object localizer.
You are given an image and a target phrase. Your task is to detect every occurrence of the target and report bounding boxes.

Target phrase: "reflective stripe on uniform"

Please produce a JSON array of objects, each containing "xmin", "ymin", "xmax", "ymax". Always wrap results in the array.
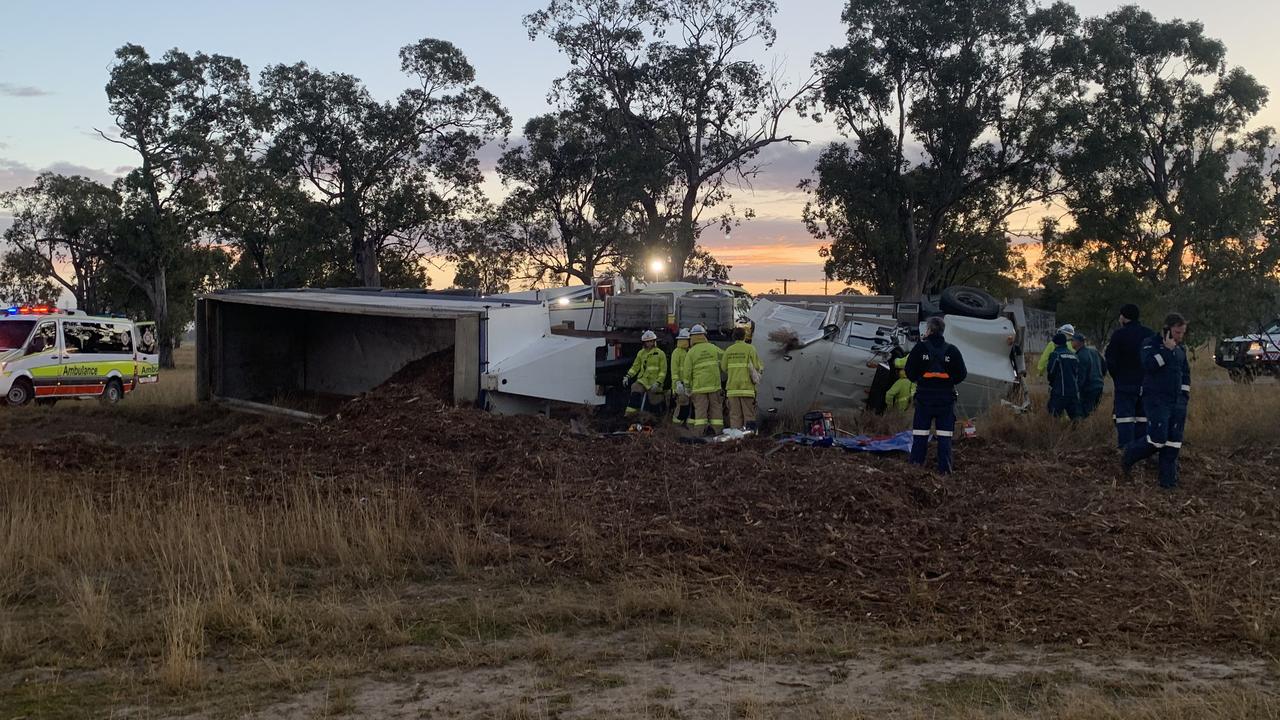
[
  {"xmin": 1154, "ymin": 354, "xmax": 1165, "ymax": 367},
  {"xmin": 1114, "ymin": 416, "xmax": 1136, "ymax": 423},
  {"xmin": 1164, "ymin": 440, "xmax": 1183, "ymax": 448},
  {"xmin": 911, "ymin": 429, "xmax": 931, "ymax": 437},
  {"xmin": 935, "ymin": 430, "xmax": 954, "ymax": 437},
  {"xmin": 1147, "ymin": 437, "xmax": 1164, "ymax": 448},
  {"xmin": 1136, "ymin": 417, "xmax": 1148, "ymax": 422},
  {"xmin": 922, "ymin": 372, "xmax": 950, "ymax": 379},
  {"xmin": 689, "ymin": 418, "xmax": 707, "ymax": 427},
  {"xmin": 1181, "ymin": 384, "xmax": 1191, "ymax": 392},
  {"xmin": 709, "ymin": 419, "xmax": 724, "ymax": 427}
]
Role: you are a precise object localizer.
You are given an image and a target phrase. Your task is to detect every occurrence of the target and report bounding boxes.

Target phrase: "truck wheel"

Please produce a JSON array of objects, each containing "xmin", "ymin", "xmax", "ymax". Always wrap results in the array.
[
  {"xmin": 939, "ymin": 286, "xmax": 1001, "ymax": 320},
  {"xmin": 5, "ymin": 379, "xmax": 34, "ymax": 406},
  {"xmin": 100, "ymin": 378, "xmax": 124, "ymax": 405}
]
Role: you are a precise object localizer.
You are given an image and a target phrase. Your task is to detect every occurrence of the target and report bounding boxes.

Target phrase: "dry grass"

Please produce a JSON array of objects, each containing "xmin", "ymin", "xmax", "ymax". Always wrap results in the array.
[{"xmin": 3, "ymin": 350, "xmax": 1278, "ymax": 717}]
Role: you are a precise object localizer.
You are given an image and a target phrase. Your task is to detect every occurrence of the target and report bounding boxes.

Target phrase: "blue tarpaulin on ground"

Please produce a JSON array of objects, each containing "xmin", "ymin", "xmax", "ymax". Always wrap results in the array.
[{"xmin": 777, "ymin": 430, "xmax": 914, "ymax": 453}]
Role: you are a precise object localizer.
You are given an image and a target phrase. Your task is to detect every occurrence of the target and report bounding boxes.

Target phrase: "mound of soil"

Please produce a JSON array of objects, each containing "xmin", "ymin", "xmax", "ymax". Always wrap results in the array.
[{"xmin": 6, "ymin": 358, "xmax": 1280, "ymax": 652}]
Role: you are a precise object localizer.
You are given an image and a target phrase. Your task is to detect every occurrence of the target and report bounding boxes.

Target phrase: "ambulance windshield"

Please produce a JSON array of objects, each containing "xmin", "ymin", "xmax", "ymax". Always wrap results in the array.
[{"xmin": 0, "ymin": 320, "xmax": 36, "ymax": 351}]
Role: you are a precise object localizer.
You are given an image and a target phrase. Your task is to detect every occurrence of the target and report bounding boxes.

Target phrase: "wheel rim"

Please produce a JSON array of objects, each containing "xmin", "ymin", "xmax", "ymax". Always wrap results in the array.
[
  {"xmin": 7, "ymin": 386, "xmax": 27, "ymax": 404},
  {"xmin": 108, "ymin": 384, "xmax": 121, "ymax": 401}
]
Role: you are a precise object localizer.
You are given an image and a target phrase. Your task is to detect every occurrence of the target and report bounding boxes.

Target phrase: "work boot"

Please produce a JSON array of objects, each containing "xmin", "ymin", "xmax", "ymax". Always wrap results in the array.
[
  {"xmin": 703, "ymin": 426, "xmax": 715, "ymax": 437},
  {"xmin": 1120, "ymin": 449, "xmax": 1136, "ymax": 479}
]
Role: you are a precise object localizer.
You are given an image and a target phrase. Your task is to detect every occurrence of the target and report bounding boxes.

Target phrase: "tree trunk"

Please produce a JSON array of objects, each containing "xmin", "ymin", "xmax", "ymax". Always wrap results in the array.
[
  {"xmin": 899, "ymin": 206, "xmax": 924, "ymax": 301},
  {"xmin": 352, "ymin": 229, "xmax": 380, "ymax": 288},
  {"xmin": 672, "ymin": 192, "xmax": 699, "ymax": 281},
  {"xmin": 151, "ymin": 267, "xmax": 175, "ymax": 369},
  {"xmin": 1164, "ymin": 235, "xmax": 1186, "ymax": 286}
]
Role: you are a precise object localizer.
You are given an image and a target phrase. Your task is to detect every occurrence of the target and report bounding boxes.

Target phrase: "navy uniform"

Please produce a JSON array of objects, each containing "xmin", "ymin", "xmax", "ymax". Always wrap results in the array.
[
  {"xmin": 904, "ymin": 331, "xmax": 968, "ymax": 473},
  {"xmin": 1122, "ymin": 333, "xmax": 1190, "ymax": 488},
  {"xmin": 1105, "ymin": 309, "xmax": 1154, "ymax": 447},
  {"xmin": 1045, "ymin": 334, "xmax": 1081, "ymax": 419}
]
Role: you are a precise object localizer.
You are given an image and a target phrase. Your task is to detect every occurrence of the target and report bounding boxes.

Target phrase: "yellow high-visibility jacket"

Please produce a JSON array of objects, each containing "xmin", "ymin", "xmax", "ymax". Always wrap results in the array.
[
  {"xmin": 626, "ymin": 346, "xmax": 667, "ymax": 389},
  {"xmin": 720, "ymin": 340, "xmax": 764, "ymax": 398},
  {"xmin": 670, "ymin": 343, "xmax": 689, "ymax": 388},
  {"xmin": 1035, "ymin": 339, "xmax": 1057, "ymax": 376},
  {"xmin": 683, "ymin": 336, "xmax": 723, "ymax": 394},
  {"xmin": 885, "ymin": 376, "xmax": 916, "ymax": 411}
]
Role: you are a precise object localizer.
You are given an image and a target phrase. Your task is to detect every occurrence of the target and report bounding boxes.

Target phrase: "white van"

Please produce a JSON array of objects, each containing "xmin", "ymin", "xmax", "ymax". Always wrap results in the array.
[{"xmin": 0, "ymin": 306, "xmax": 160, "ymax": 406}]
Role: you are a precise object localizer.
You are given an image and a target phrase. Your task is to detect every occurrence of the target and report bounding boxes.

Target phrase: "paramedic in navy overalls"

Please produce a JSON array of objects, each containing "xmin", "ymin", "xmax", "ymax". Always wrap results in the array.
[
  {"xmin": 1105, "ymin": 303, "xmax": 1154, "ymax": 447},
  {"xmin": 1122, "ymin": 313, "xmax": 1191, "ymax": 489},
  {"xmin": 905, "ymin": 316, "xmax": 968, "ymax": 474}
]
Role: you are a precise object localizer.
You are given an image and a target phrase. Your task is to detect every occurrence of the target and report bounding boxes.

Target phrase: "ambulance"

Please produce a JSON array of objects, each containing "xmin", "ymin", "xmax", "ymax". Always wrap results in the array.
[{"xmin": 0, "ymin": 305, "xmax": 160, "ymax": 406}]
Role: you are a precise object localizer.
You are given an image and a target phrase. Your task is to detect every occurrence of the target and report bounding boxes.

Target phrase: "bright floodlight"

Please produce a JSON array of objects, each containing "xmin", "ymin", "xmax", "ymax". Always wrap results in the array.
[
  {"xmin": 557, "ymin": 296, "xmax": 571, "ymax": 306},
  {"xmin": 649, "ymin": 258, "xmax": 667, "ymax": 275}
]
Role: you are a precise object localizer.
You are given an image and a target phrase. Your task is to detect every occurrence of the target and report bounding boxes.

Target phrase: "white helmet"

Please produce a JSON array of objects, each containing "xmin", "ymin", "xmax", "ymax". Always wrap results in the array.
[
  {"xmin": 1058, "ymin": 323, "xmax": 1075, "ymax": 335},
  {"xmin": 640, "ymin": 330, "xmax": 658, "ymax": 342},
  {"xmin": 676, "ymin": 328, "xmax": 690, "ymax": 340},
  {"xmin": 690, "ymin": 324, "xmax": 707, "ymax": 335}
]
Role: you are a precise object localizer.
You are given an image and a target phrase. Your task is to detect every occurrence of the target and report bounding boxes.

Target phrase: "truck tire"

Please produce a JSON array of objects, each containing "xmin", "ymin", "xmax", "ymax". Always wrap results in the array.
[
  {"xmin": 5, "ymin": 379, "xmax": 34, "ymax": 406},
  {"xmin": 939, "ymin": 286, "xmax": 1001, "ymax": 320},
  {"xmin": 100, "ymin": 378, "xmax": 124, "ymax": 405}
]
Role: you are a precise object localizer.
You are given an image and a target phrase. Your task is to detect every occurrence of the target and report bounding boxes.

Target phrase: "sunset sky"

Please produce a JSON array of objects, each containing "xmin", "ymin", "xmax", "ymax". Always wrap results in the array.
[{"xmin": 2, "ymin": 0, "xmax": 1277, "ymax": 297}]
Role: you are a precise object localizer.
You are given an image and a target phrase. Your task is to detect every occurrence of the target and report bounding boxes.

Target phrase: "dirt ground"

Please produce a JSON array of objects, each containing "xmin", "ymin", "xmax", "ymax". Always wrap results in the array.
[{"xmin": 2, "ymin": 359, "xmax": 1279, "ymax": 718}]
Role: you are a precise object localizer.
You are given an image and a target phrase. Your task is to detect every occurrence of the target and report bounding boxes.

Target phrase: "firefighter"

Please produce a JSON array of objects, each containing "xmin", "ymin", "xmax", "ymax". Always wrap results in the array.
[
  {"xmin": 904, "ymin": 316, "xmax": 968, "ymax": 473},
  {"xmin": 1046, "ymin": 332, "xmax": 1081, "ymax": 419},
  {"xmin": 1036, "ymin": 323, "xmax": 1076, "ymax": 376},
  {"xmin": 682, "ymin": 324, "xmax": 724, "ymax": 435},
  {"xmin": 670, "ymin": 328, "xmax": 692, "ymax": 426},
  {"xmin": 1123, "ymin": 313, "xmax": 1191, "ymax": 489},
  {"xmin": 720, "ymin": 327, "xmax": 763, "ymax": 431},
  {"xmin": 1105, "ymin": 303, "xmax": 1154, "ymax": 448},
  {"xmin": 884, "ymin": 356, "xmax": 915, "ymax": 412},
  {"xmin": 623, "ymin": 329, "xmax": 667, "ymax": 416},
  {"xmin": 1071, "ymin": 332, "xmax": 1106, "ymax": 417}
]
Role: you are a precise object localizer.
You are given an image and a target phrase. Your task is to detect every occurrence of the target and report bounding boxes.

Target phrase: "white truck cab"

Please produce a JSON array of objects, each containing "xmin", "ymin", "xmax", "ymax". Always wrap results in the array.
[{"xmin": 0, "ymin": 305, "xmax": 160, "ymax": 406}]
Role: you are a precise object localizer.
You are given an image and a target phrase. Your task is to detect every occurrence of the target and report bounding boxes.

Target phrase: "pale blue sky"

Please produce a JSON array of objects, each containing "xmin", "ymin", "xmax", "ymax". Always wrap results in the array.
[{"xmin": 2, "ymin": 0, "xmax": 1276, "ymax": 292}]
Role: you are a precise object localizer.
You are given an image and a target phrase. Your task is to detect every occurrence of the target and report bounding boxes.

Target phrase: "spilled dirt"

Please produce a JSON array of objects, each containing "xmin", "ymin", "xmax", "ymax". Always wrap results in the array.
[{"xmin": 3, "ymin": 358, "xmax": 1279, "ymax": 653}]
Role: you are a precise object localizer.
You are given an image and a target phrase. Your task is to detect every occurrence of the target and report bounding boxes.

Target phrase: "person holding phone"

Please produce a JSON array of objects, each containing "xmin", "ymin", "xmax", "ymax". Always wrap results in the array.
[{"xmin": 1122, "ymin": 313, "xmax": 1191, "ymax": 489}]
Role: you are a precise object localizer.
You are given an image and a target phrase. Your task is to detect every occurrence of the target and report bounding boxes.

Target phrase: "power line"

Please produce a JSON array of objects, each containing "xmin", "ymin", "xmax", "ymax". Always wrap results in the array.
[{"xmin": 775, "ymin": 278, "xmax": 797, "ymax": 295}]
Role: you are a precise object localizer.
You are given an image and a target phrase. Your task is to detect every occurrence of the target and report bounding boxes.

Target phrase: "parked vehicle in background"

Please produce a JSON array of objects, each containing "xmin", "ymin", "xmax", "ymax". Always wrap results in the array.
[
  {"xmin": 0, "ymin": 305, "xmax": 160, "ymax": 406},
  {"xmin": 1215, "ymin": 319, "xmax": 1280, "ymax": 382}
]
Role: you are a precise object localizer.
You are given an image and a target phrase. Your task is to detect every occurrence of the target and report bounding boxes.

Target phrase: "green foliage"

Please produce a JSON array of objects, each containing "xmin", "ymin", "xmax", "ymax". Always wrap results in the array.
[
  {"xmin": 526, "ymin": 0, "xmax": 808, "ymax": 275},
  {"xmin": 0, "ymin": 250, "xmax": 60, "ymax": 307},
  {"xmin": 102, "ymin": 43, "xmax": 257, "ymax": 366},
  {"xmin": 1054, "ymin": 263, "xmax": 1155, "ymax": 345},
  {"xmin": 683, "ymin": 245, "xmax": 733, "ymax": 282},
  {"xmin": 494, "ymin": 111, "xmax": 644, "ymax": 285},
  {"xmin": 261, "ymin": 38, "xmax": 509, "ymax": 288},
  {"xmin": 809, "ymin": 0, "xmax": 1083, "ymax": 299},
  {"xmin": 1051, "ymin": 6, "xmax": 1271, "ymax": 287},
  {"xmin": 0, "ymin": 173, "xmax": 119, "ymax": 313}
]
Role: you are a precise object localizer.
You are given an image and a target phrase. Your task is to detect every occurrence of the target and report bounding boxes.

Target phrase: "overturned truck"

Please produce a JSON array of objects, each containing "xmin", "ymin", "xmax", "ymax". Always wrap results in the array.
[
  {"xmin": 196, "ymin": 285, "xmax": 1027, "ymax": 421},
  {"xmin": 195, "ymin": 289, "xmax": 605, "ymax": 417}
]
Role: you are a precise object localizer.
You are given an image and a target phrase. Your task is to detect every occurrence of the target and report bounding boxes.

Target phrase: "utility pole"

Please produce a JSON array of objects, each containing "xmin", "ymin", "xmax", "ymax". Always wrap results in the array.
[
  {"xmin": 823, "ymin": 277, "xmax": 829, "ymax": 295},
  {"xmin": 775, "ymin": 278, "xmax": 797, "ymax": 295}
]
